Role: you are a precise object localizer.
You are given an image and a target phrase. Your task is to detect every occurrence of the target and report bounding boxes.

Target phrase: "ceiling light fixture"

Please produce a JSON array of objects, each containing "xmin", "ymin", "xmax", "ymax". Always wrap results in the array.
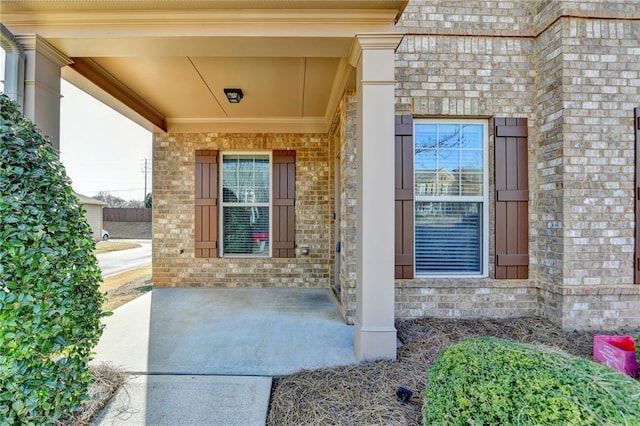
[{"xmin": 224, "ymin": 88, "xmax": 243, "ymax": 103}]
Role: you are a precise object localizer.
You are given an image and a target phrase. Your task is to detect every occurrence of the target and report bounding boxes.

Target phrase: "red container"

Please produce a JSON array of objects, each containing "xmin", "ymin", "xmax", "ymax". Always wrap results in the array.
[{"xmin": 593, "ymin": 335, "xmax": 639, "ymax": 377}]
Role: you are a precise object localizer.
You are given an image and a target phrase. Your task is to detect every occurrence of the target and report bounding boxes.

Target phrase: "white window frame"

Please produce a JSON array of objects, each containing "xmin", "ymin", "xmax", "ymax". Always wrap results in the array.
[
  {"xmin": 413, "ymin": 119, "xmax": 489, "ymax": 278},
  {"xmin": 219, "ymin": 151, "xmax": 272, "ymax": 258}
]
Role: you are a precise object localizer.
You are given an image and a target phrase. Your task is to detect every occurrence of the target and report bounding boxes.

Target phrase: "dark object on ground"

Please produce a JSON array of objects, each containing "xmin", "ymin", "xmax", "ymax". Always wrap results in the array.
[{"xmin": 395, "ymin": 386, "xmax": 413, "ymax": 405}]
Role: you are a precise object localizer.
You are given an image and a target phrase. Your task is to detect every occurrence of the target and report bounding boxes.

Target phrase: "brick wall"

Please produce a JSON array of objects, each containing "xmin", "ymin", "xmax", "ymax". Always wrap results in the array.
[
  {"xmin": 336, "ymin": 92, "xmax": 358, "ymax": 324},
  {"xmin": 150, "ymin": 0, "xmax": 640, "ymax": 331},
  {"xmin": 398, "ymin": 1, "xmax": 537, "ymax": 37},
  {"xmin": 152, "ymin": 132, "xmax": 333, "ymax": 288},
  {"xmin": 398, "ymin": 0, "xmax": 640, "ymax": 38},
  {"xmin": 394, "ymin": 15, "xmax": 537, "ymax": 321},
  {"xmin": 391, "ymin": 0, "xmax": 640, "ymax": 329},
  {"xmin": 538, "ymin": 15, "xmax": 640, "ymax": 329},
  {"xmin": 559, "ymin": 17, "xmax": 639, "ymax": 287},
  {"xmin": 396, "ymin": 279, "xmax": 537, "ymax": 319},
  {"xmin": 532, "ymin": 14, "xmax": 566, "ymax": 322}
]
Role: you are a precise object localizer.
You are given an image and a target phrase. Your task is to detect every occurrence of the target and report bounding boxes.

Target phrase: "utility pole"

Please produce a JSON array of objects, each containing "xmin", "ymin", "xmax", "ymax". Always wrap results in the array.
[{"xmin": 141, "ymin": 158, "xmax": 151, "ymax": 201}]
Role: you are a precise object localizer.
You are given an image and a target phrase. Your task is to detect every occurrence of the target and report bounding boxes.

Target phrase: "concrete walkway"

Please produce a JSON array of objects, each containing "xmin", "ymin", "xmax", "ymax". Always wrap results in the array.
[
  {"xmin": 92, "ymin": 375, "xmax": 272, "ymax": 425},
  {"xmin": 92, "ymin": 288, "xmax": 357, "ymax": 425}
]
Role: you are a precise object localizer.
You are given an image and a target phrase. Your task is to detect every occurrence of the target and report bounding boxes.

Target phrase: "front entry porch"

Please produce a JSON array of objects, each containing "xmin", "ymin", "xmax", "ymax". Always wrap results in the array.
[{"xmin": 92, "ymin": 288, "xmax": 357, "ymax": 376}]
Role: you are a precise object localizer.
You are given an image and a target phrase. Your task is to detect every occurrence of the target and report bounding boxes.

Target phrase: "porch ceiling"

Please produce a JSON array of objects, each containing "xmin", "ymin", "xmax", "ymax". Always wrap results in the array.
[{"xmin": 2, "ymin": 0, "xmax": 408, "ymax": 134}]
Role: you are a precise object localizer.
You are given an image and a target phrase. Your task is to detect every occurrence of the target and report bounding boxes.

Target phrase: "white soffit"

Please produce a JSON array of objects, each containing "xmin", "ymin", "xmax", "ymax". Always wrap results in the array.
[{"xmin": 3, "ymin": 1, "xmax": 408, "ymax": 133}]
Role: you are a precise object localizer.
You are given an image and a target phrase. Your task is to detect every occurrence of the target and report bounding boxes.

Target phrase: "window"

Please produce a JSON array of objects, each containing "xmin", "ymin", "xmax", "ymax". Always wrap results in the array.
[
  {"xmin": 195, "ymin": 150, "xmax": 296, "ymax": 259},
  {"xmin": 414, "ymin": 120, "xmax": 488, "ymax": 276},
  {"xmin": 221, "ymin": 153, "xmax": 270, "ymax": 256}
]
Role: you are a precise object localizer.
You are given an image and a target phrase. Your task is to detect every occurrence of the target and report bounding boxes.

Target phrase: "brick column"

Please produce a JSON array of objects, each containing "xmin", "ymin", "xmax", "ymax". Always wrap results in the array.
[
  {"xmin": 16, "ymin": 35, "xmax": 71, "ymax": 152},
  {"xmin": 349, "ymin": 34, "xmax": 403, "ymax": 361}
]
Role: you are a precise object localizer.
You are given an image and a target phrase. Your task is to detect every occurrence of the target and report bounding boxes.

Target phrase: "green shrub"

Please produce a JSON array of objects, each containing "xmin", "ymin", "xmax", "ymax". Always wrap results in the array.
[
  {"xmin": 423, "ymin": 337, "xmax": 640, "ymax": 426},
  {"xmin": 0, "ymin": 94, "xmax": 105, "ymax": 424}
]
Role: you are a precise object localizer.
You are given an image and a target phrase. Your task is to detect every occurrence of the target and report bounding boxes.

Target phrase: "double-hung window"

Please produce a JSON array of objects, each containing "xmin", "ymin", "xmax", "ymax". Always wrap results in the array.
[
  {"xmin": 220, "ymin": 153, "xmax": 271, "ymax": 257},
  {"xmin": 414, "ymin": 120, "xmax": 488, "ymax": 276}
]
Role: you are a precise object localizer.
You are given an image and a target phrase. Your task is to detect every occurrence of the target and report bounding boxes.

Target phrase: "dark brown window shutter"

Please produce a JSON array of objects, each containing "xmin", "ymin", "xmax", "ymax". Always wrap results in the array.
[
  {"xmin": 495, "ymin": 118, "xmax": 529, "ymax": 279},
  {"xmin": 195, "ymin": 150, "xmax": 218, "ymax": 258},
  {"xmin": 634, "ymin": 107, "xmax": 640, "ymax": 283},
  {"xmin": 272, "ymin": 150, "xmax": 296, "ymax": 258},
  {"xmin": 395, "ymin": 115, "xmax": 414, "ymax": 279}
]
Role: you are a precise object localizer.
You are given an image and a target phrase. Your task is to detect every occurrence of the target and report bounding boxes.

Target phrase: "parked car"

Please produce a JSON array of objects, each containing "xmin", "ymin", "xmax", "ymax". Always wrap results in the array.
[{"xmin": 102, "ymin": 229, "xmax": 109, "ymax": 241}]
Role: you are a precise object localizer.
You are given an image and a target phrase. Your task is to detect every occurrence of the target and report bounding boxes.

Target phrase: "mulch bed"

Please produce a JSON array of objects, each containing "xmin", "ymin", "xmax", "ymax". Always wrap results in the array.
[
  {"xmin": 267, "ymin": 317, "xmax": 638, "ymax": 426},
  {"xmin": 58, "ymin": 364, "xmax": 127, "ymax": 426}
]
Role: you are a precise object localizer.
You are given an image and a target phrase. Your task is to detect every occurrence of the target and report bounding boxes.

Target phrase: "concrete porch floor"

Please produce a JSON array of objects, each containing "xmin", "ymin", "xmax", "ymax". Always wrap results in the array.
[
  {"xmin": 92, "ymin": 288, "xmax": 357, "ymax": 424},
  {"xmin": 92, "ymin": 287, "xmax": 357, "ymax": 376}
]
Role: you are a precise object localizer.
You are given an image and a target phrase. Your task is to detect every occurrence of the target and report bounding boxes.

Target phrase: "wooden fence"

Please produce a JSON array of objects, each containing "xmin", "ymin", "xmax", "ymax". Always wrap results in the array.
[{"xmin": 103, "ymin": 208, "xmax": 151, "ymax": 222}]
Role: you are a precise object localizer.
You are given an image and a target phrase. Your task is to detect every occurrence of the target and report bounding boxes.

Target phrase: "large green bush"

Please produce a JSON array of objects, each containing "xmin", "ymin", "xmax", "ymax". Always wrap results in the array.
[
  {"xmin": 0, "ymin": 94, "xmax": 105, "ymax": 423},
  {"xmin": 424, "ymin": 337, "xmax": 640, "ymax": 425}
]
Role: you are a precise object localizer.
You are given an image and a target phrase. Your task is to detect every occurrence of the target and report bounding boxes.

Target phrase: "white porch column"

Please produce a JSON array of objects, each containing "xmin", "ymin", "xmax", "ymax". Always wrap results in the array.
[
  {"xmin": 15, "ymin": 35, "xmax": 71, "ymax": 152},
  {"xmin": 349, "ymin": 34, "xmax": 403, "ymax": 361}
]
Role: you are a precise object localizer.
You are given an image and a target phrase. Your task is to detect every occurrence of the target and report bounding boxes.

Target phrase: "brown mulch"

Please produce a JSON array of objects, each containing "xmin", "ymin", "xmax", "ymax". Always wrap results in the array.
[
  {"xmin": 267, "ymin": 317, "xmax": 638, "ymax": 426},
  {"xmin": 57, "ymin": 364, "xmax": 127, "ymax": 426}
]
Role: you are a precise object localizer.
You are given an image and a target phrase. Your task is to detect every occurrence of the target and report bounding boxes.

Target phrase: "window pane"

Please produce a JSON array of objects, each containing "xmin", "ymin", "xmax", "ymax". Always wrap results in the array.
[
  {"xmin": 415, "ymin": 124, "xmax": 437, "ymax": 150},
  {"xmin": 223, "ymin": 206, "xmax": 269, "ymax": 256},
  {"xmin": 461, "ymin": 124, "xmax": 483, "ymax": 149},
  {"xmin": 460, "ymin": 150, "xmax": 483, "ymax": 196},
  {"xmin": 438, "ymin": 124, "xmax": 460, "ymax": 149},
  {"xmin": 254, "ymin": 158, "xmax": 270, "ymax": 202},
  {"xmin": 415, "ymin": 202, "xmax": 481, "ymax": 274},
  {"xmin": 438, "ymin": 149, "xmax": 460, "ymax": 172},
  {"xmin": 222, "ymin": 154, "xmax": 269, "ymax": 204},
  {"xmin": 222, "ymin": 155, "xmax": 239, "ymax": 201},
  {"xmin": 415, "ymin": 123, "xmax": 485, "ymax": 199}
]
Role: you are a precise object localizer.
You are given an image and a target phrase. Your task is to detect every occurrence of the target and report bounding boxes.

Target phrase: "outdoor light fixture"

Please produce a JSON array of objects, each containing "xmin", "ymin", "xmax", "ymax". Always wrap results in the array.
[{"xmin": 224, "ymin": 88, "xmax": 243, "ymax": 103}]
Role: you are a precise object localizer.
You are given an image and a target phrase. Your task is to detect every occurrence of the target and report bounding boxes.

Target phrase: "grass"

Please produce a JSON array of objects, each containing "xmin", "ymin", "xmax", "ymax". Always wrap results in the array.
[
  {"xmin": 94, "ymin": 240, "xmax": 151, "ymax": 311},
  {"xmin": 94, "ymin": 241, "xmax": 141, "ymax": 255},
  {"xmin": 99, "ymin": 265, "xmax": 152, "ymax": 311}
]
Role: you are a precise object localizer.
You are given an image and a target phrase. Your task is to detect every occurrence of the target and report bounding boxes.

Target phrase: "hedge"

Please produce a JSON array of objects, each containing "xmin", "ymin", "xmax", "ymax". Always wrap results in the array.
[
  {"xmin": 423, "ymin": 337, "xmax": 640, "ymax": 425},
  {"xmin": 0, "ymin": 94, "xmax": 105, "ymax": 423}
]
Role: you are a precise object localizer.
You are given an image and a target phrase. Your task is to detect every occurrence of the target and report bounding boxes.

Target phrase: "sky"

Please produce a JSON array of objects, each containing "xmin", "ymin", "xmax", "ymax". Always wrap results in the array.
[
  {"xmin": 1, "ymin": 49, "xmax": 153, "ymax": 201},
  {"xmin": 59, "ymin": 81, "xmax": 153, "ymax": 201}
]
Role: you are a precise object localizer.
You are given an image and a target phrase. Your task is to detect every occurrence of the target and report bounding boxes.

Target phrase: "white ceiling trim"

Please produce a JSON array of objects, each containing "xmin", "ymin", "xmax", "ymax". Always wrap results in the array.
[
  {"xmin": 3, "ymin": 10, "xmax": 400, "ymax": 38},
  {"xmin": 15, "ymin": 34, "xmax": 71, "ymax": 67},
  {"xmin": 47, "ymin": 36, "xmax": 354, "ymax": 59},
  {"xmin": 323, "ymin": 57, "xmax": 355, "ymax": 126},
  {"xmin": 165, "ymin": 117, "xmax": 328, "ymax": 134}
]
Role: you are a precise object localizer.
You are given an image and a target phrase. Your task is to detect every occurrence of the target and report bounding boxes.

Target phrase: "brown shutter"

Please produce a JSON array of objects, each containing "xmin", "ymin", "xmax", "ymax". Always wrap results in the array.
[
  {"xmin": 395, "ymin": 115, "xmax": 414, "ymax": 279},
  {"xmin": 195, "ymin": 150, "xmax": 218, "ymax": 258},
  {"xmin": 634, "ymin": 107, "xmax": 640, "ymax": 283},
  {"xmin": 495, "ymin": 118, "xmax": 529, "ymax": 279},
  {"xmin": 272, "ymin": 150, "xmax": 296, "ymax": 258}
]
